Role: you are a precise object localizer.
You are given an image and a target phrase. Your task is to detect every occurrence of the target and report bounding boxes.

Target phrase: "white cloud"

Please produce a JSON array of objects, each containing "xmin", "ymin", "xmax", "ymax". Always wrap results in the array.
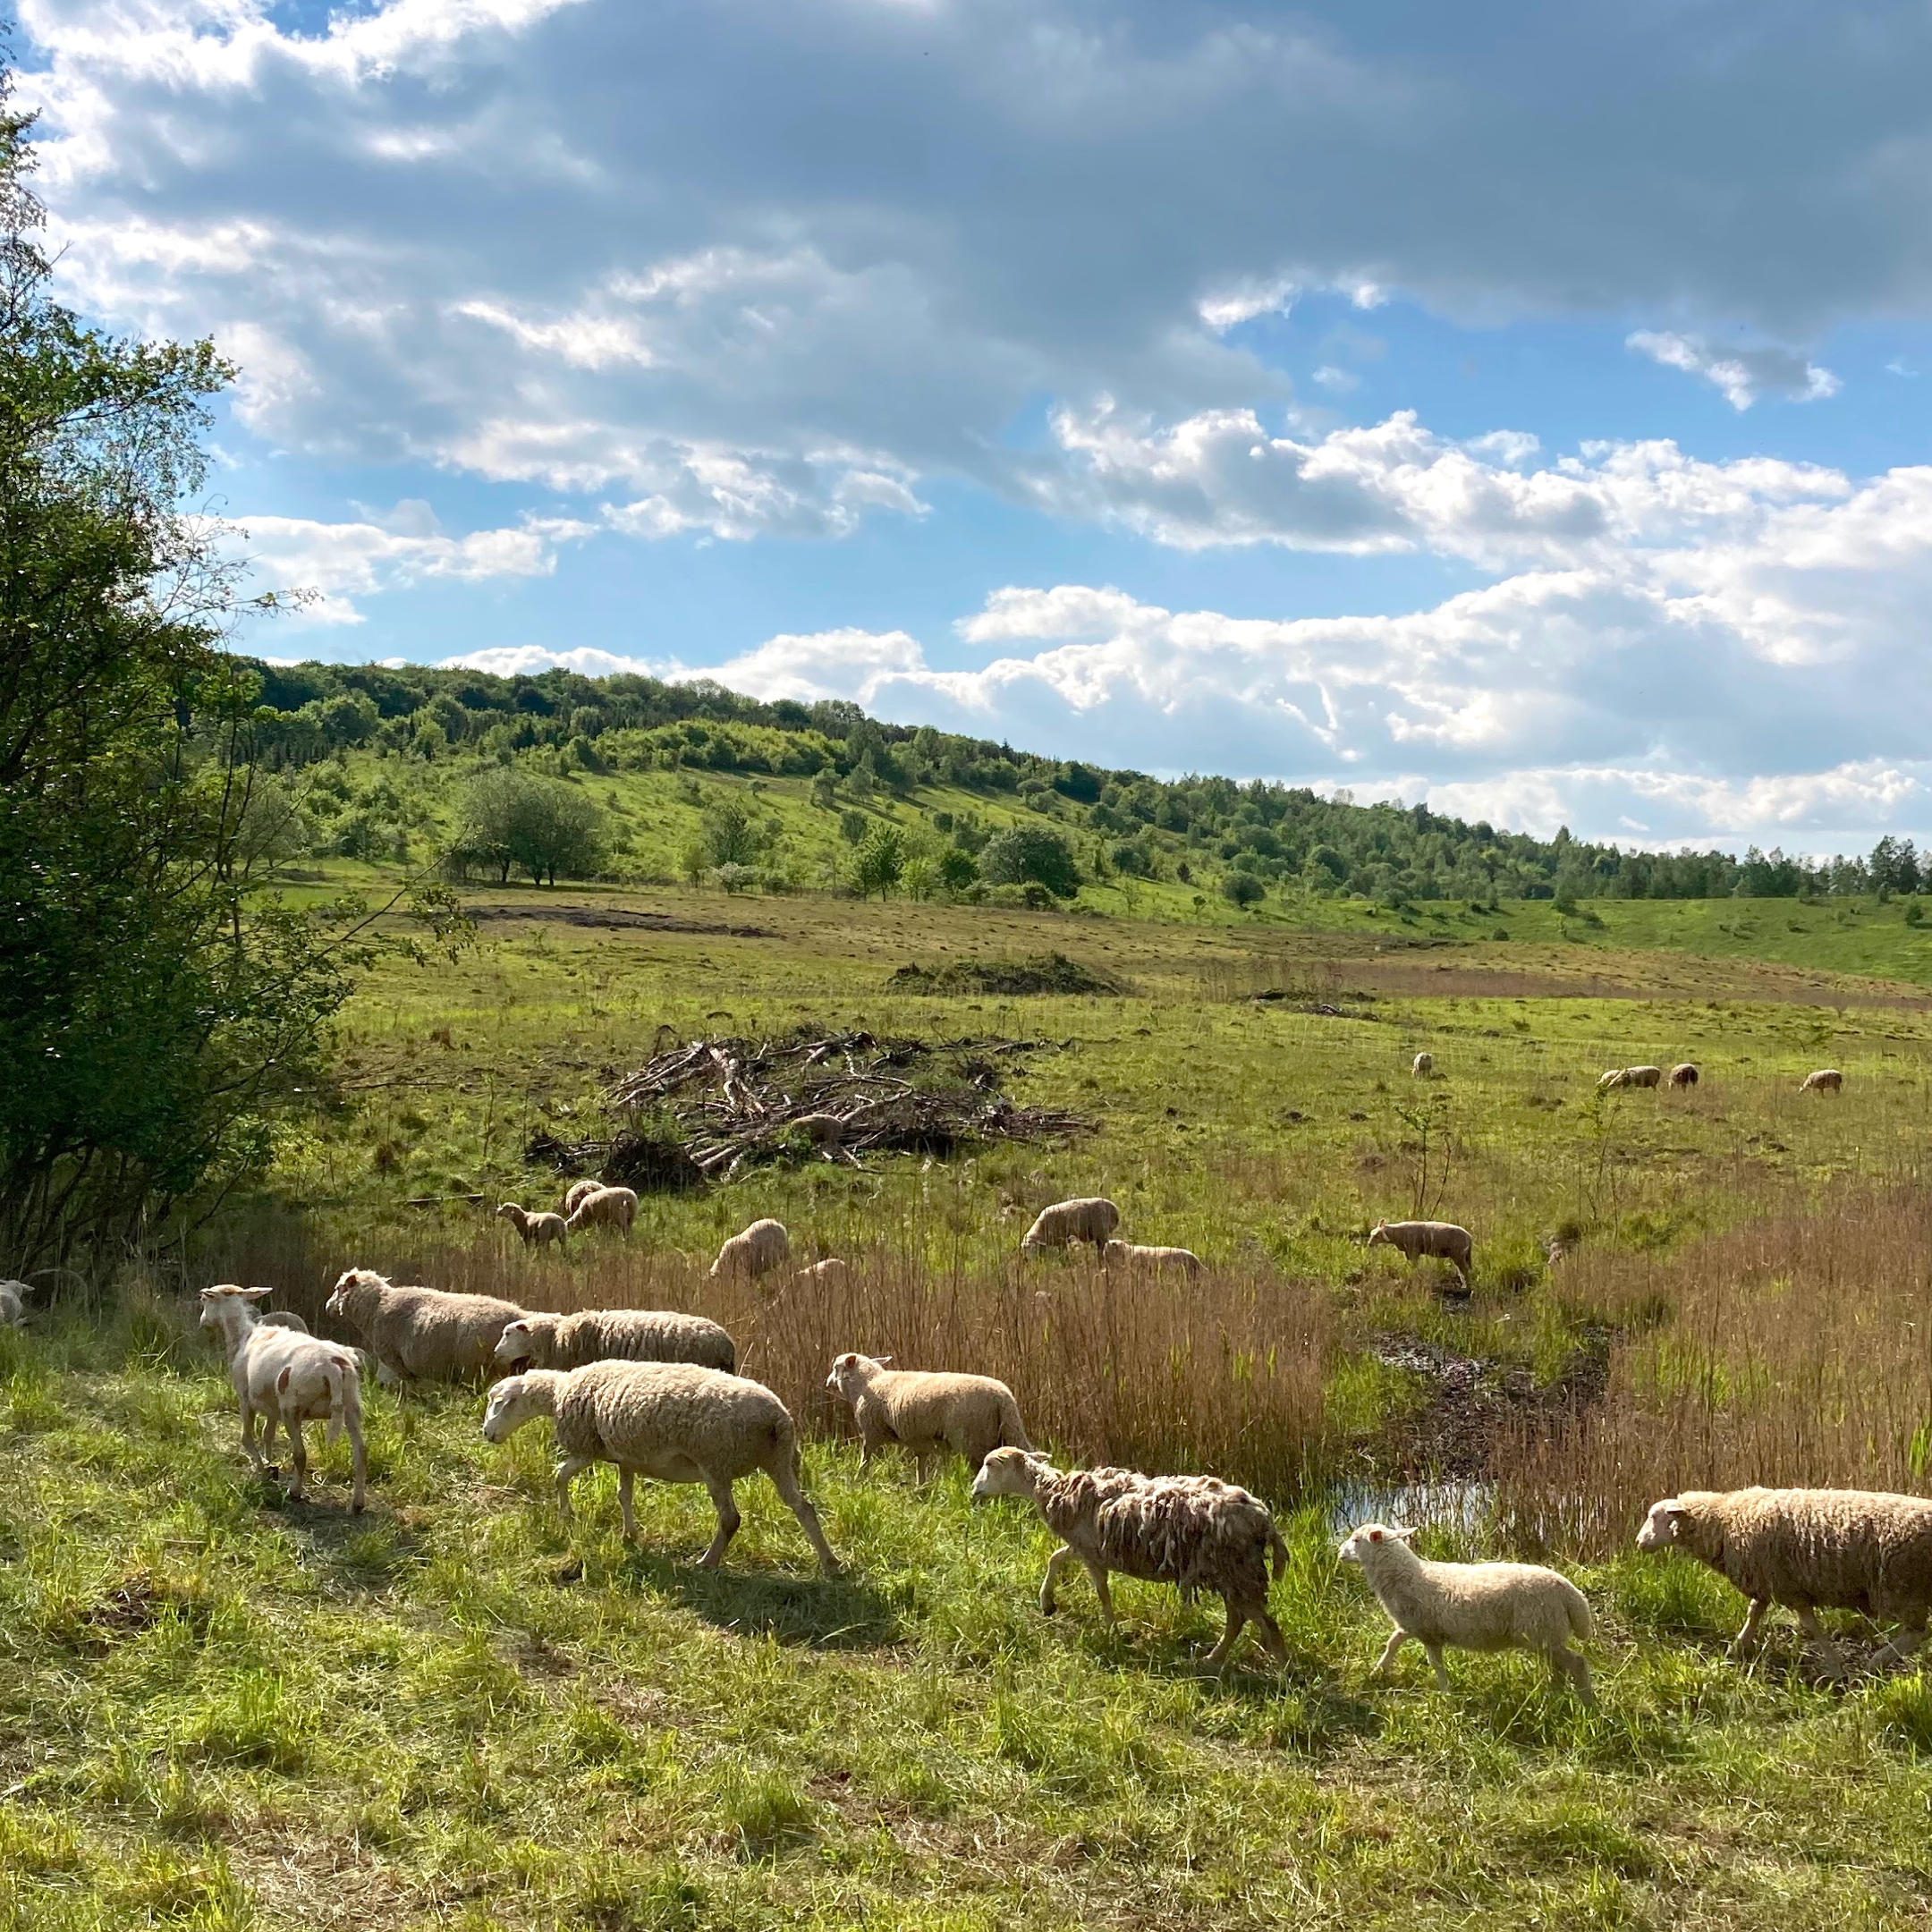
[{"xmin": 1627, "ymin": 331, "xmax": 1841, "ymax": 410}]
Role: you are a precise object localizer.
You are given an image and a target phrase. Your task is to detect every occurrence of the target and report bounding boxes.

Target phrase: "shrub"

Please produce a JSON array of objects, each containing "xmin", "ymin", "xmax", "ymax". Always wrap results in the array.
[{"xmin": 979, "ymin": 824, "xmax": 1080, "ymax": 897}]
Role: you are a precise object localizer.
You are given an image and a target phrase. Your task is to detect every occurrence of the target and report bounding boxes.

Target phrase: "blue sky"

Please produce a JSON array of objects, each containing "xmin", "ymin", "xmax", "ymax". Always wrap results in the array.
[{"xmin": 21, "ymin": 0, "xmax": 1932, "ymax": 849}]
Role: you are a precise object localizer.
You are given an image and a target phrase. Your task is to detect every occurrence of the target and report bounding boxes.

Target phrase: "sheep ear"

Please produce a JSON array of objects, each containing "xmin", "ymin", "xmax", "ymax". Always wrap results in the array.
[
  {"xmin": 1368, "ymin": 1527, "xmax": 1383, "ymax": 1543},
  {"xmin": 1391, "ymin": 1525, "xmax": 1418, "ymax": 1544},
  {"xmin": 874, "ymin": 1356, "xmax": 892, "ymax": 1368},
  {"xmin": 241, "ymin": 1287, "xmax": 275, "ymax": 1301}
]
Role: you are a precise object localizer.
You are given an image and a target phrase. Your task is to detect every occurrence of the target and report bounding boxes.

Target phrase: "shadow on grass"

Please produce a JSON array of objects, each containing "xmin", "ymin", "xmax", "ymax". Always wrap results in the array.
[
  {"xmin": 267, "ymin": 1491, "xmax": 430, "ymax": 1592},
  {"xmin": 614, "ymin": 1547, "xmax": 902, "ymax": 1650}
]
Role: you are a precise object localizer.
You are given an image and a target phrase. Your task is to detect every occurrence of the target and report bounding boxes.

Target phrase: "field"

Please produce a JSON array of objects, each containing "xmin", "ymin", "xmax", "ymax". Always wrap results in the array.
[{"xmin": 7, "ymin": 887, "xmax": 1932, "ymax": 1929}]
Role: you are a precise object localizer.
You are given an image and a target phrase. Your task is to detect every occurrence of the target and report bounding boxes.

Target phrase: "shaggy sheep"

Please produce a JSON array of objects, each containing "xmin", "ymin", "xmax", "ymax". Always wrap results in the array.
[
  {"xmin": 795, "ymin": 1258, "xmax": 850, "ymax": 1284},
  {"xmin": 324, "ymin": 1268, "xmax": 528, "ymax": 1385},
  {"xmin": 709, "ymin": 1217, "xmax": 791, "ymax": 1282},
  {"xmin": 825, "ymin": 1352, "xmax": 1032, "ymax": 1479},
  {"xmin": 496, "ymin": 1202, "xmax": 569, "ymax": 1250},
  {"xmin": 971, "ymin": 1447, "xmax": 1289, "ymax": 1669},
  {"xmin": 1668, "ymin": 1063, "xmax": 1699, "ymax": 1088},
  {"xmin": 1020, "ymin": 1197, "xmax": 1122, "ymax": 1254},
  {"xmin": 1801, "ymin": 1069, "xmax": 1845, "ymax": 1094},
  {"xmin": 564, "ymin": 1185, "xmax": 639, "ymax": 1235},
  {"xmin": 562, "ymin": 1179, "xmax": 604, "ymax": 1218},
  {"xmin": 1638, "ymin": 1487, "xmax": 1932, "ymax": 1671},
  {"xmin": 1367, "ymin": 1220, "xmax": 1473, "ymax": 1288},
  {"xmin": 1412, "ymin": 1051, "xmax": 1434, "ymax": 1078},
  {"xmin": 199, "ymin": 1284, "xmax": 367, "ymax": 1511},
  {"xmin": 1337, "ymin": 1522, "xmax": 1594, "ymax": 1701},
  {"xmin": 0, "ymin": 1280, "xmax": 26, "ymax": 1326},
  {"xmin": 481, "ymin": 1360, "xmax": 840, "ymax": 1573},
  {"xmin": 495, "ymin": 1308, "xmax": 737, "ymax": 1375},
  {"xmin": 1102, "ymin": 1240, "xmax": 1206, "ymax": 1280}
]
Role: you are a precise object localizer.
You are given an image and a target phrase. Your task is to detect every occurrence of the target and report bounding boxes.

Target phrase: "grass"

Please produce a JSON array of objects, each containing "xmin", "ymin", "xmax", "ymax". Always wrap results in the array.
[{"xmin": 10, "ymin": 890, "xmax": 1932, "ymax": 1926}]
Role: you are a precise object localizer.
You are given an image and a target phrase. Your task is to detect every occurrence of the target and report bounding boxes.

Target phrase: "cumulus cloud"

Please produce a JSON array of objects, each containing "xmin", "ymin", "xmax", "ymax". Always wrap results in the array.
[{"xmin": 1627, "ymin": 331, "xmax": 1842, "ymax": 409}]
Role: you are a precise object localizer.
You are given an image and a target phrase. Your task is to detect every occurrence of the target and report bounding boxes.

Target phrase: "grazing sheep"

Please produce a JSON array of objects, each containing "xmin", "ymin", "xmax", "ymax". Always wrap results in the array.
[
  {"xmin": 1102, "ymin": 1240, "xmax": 1205, "ymax": 1280},
  {"xmin": 1668, "ymin": 1063, "xmax": 1699, "ymax": 1089},
  {"xmin": 971, "ymin": 1447, "xmax": 1288, "ymax": 1670},
  {"xmin": 1020, "ymin": 1197, "xmax": 1122, "ymax": 1254},
  {"xmin": 1801, "ymin": 1068, "xmax": 1844, "ymax": 1094},
  {"xmin": 1337, "ymin": 1522, "xmax": 1594, "ymax": 1702},
  {"xmin": 199, "ymin": 1285, "xmax": 366, "ymax": 1511},
  {"xmin": 1638, "ymin": 1487, "xmax": 1932, "ymax": 1671},
  {"xmin": 0, "ymin": 1280, "xmax": 26, "ymax": 1326},
  {"xmin": 562, "ymin": 1179, "xmax": 604, "ymax": 1218},
  {"xmin": 564, "ymin": 1185, "xmax": 638, "ymax": 1235},
  {"xmin": 324, "ymin": 1268, "xmax": 528, "ymax": 1385},
  {"xmin": 1412, "ymin": 1051, "xmax": 1434, "ymax": 1078},
  {"xmin": 496, "ymin": 1202, "xmax": 569, "ymax": 1250},
  {"xmin": 481, "ymin": 1360, "xmax": 840, "ymax": 1573},
  {"xmin": 709, "ymin": 1217, "xmax": 791, "ymax": 1282},
  {"xmin": 1597, "ymin": 1068, "xmax": 1628, "ymax": 1090},
  {"xmin": 795, "ymin": 1258, "xmax": 850, "ymax": 1285},
  {"xmin": 1367, "ymin": 1220, "xmax": 1473, "ymax": 1288},
  {"xmin": 825, "ymin": 1352, "xmax": 1032, "ymax": 1479},
  {"xmin": 495, "ymin": 1308, "xmax": 736, "ymax": 1375},
  {"xmin": 1622, "ymin": 1065, "xmax": 1665, "ymax": 1089}
]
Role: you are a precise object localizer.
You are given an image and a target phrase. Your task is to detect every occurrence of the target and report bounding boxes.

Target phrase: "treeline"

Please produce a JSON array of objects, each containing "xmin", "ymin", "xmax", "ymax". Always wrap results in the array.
[{"xmin": 242, "ymin": 657, "xmax": 1916, "ymax": 905}]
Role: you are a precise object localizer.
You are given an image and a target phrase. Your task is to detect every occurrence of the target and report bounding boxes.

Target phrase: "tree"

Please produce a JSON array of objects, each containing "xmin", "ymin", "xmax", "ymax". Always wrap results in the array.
[
  {"xmin": 699, "ymin": 797, "xmax": 760, "ymax": 868},
  {"xmin": 1221, "ymin": 872, "xmax": 1266, "ymax": 909},
  {"xmin": 853, "ymin": 825, "xmax": 907, "ymax": 898},
  {"xmin": 456, "ymin": 769, "xmax": 606, "ymax": 886},
  {"xmin": 936, "ymin": 848, "xmax": 979, "ymax": 894},
  {"xmin": 979, "ymin": 824, "xmax": 1080, "ymax": 897}
]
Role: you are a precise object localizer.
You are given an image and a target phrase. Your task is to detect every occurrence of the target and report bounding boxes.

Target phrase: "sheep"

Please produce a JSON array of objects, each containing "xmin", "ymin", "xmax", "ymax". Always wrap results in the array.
[
  {"xmin": 1637, "ymin": 1487, "xmax": 1932, "ymax": 1672},
  {"xmin": 324, "ymin": 1268, "xmax": 528, "ymax": 1385},
  {"xmin": 1102, "ymin": 1240, "xmax": 1205, "ymax": 1280},
  {"xmin": 481, "ymin": 1360, "xmax": 840, "ymax": 1574},
  {"xmin": 971, "ymin": 1447, "xmax": 1289, "ymax": 1670},
  {"xmin": 1020, "ymin": 1197, "xmax": 1121, "ymax": 1254},
  {"xmin": 1367, "ymin": 1220, "xmax": 1473, "ymax": 1288},
  {"xmin": 1668, "ymin": 1063, "xmax": 1699, "ymax": 1088},
  {"xmin": 496, "ymin": 1202, "xmax": 569, "ymax": 1250},
  {"xmin": 1597, "ymin": 1068, "xmax": 1628, "ymax": 1090},
  {"xmin": 1622, "ymin": 1065, "xmax": 1665, "ymax": 1089},
  {"xmin": 1801, "ymin": 1068, "xmax": 1844, "ymax": 1094},
  {"xmin": 260, "ymin": 1309, "xmax": 310, "ymax": 1334},
  {"xmin": 795, "ymin": 1258, "xmax": 850, "ymax": 1284},
  {"xmin": 1412, "ymin": 1051, "xmax": 1434, "ymax": 1078},
  {"xmin": 495, "ymin": 1307, "xmax": 736, "ymax": 1375},
  {"xmin": 709, "ymin": 1217, "xmax": 791, "ymax": 1282},
  {"xmin": 0, "ymin": 1280, "xmax": 26, "ymax": 1326},
  {"xmin": 825, "ymin": 1352, "xmax": 1032, "ymax": 1480},
  {"xmin": 199, "ymin": 1284, "xmax": 366, "ymax": 1511},
  {"xmin": 1337, "ymin": 1522, "xmax": 1594, "ymax": 1702},
  {"xmin": 564, "ymin": 1184, "xmax": 639, "ymax": 1235},
  {"xmin": 562, "ymin": 1179, "xmax": 605, "ymax": 1217}
]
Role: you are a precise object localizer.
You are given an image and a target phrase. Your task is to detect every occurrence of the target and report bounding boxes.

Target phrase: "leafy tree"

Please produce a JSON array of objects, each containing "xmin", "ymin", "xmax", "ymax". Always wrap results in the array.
[
  {"xmin": 853, "ymin": 825, "xmax": 907, "ymax": 898},
  {"xmin": 936, "ymin": 847, "xmax": 979, "ymax": 894},
  {"xmin": 455, "ymin": 768, "xmax": 606, "ymax": 886},
  {"xmin": 979, "ymin": 825, "xmax": 1080, "ymax": 897},
  {"xmin": 839, "ymin": 809, "xmax": 869, "ymax": 845},
  {"xmin": 1221, "ymin": 872, "xmax": 1267, "ymax": 909},
  {"xmin": 699, "ymin": 797, "xmax": 760, "ymax": 868}
]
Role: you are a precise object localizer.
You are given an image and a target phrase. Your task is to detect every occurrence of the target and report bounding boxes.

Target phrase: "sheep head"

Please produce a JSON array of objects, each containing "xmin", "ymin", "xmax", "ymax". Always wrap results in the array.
[
  {"xmin": 825, "ymin": 1352, "xmax": 888, "ymax": 1399},
  {"xmin": 1336, "ymin": 1523, "xmax": 1417, "ymax": 1565},
  {"xmin": 198, "ymin": 1284, "xmax": 272, "ymax": 1335},
  {"xmin": 481, "ymin": 1373, "xmax": 553, "ymax": 1443},
  {"xmin": 970, "ymin": 1445, "xmax": 1050, "ymax": 1504},
  {"xmin": 1366, "ymin": 1225, "xmax": 1389, "ymax": 1250},
  {"xmin": 325, "ymin": 1268, "xmax": 383, "ymax": 1320},
  {"xmin": 1636, "ymin": 1497, "xmax": 1689, "ymax": 1552},
  {"xmin": 495, "ymin": 1319, "xmax": 540, "ymax": 1367}
]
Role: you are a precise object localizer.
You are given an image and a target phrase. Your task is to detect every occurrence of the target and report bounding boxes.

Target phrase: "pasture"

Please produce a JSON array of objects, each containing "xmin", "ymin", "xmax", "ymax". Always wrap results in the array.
[{"xmin": 6, "ymin": 890, "xmax": 1932, "ymax": 1929}]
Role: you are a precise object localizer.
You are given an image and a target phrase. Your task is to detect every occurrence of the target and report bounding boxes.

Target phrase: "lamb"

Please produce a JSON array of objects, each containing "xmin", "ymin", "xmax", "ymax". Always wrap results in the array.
[
  {"xmin": 199, "ymin": 1284, "xmax": 367, "ymax": 1511},
  {"xmin": 971, "ymin": 1447, "xmax": 1289, "ymax": 1670},
  {"xmin": 1337, "ymin": 1522, "xmax": 1594, "ymax": 1701},
  {"xmin": 825, "ymin": 1352, "xmax": 1032, "ymax": 1479},
  {"xmin": 1102, "ymin": 1240, "xmax": 1205, "ymax": 1280},
  {"xmin": 0, "ymin": 1280, "xmax": 26, "ymax": 1326},
  {"xmin": 795, "ymin": 1258, "xmax": 850, "ymax": 1284},
  {"xmin": 1668, "ymin": 1063, "xmax": 1699, "ymax": 1089},
  {"xmin": 1020, "ymin": 1197, "xmax": 1121, "ymax": 1254},
  {"xmin": 496, "ymin": 1202, "xmax": 569, "ymax": 1250},
  {"xmin": 709, "ymin": 1217, "xmax": 791, "ymax": 1282},
  {"xmin": 564, "ymin": 1184, "xmax": 639, "ymax": 1235},
  {"xmin": 1637, "ymin": 1487, "xmax": 1932, "ymax": 1672},
  {"xmin": 481, "ymin": 1360, "xmax": 840, "ymax": 1574},
  {"xmin": 562, "ymin": 1179, "xmax": 605, "ymax": 1217},
  {"xmin": 495, "ymin": 1307, "xmax": 737, "ymax": 1375},
  {"xmin": 324, "ymin": 1268, "xmax": 528, "ymax": 1385},
  {"xmin": 1367, "ymin": 1219, "xmax": 1473, "ymax": 1288},
  {"xmin": 1801, "ymin": 1068, "xmax": 1844, "ymax": 1094},
  {"xmin": 1412, "ymin": 1051, "xmax": 1434, "ymax": 1078}
]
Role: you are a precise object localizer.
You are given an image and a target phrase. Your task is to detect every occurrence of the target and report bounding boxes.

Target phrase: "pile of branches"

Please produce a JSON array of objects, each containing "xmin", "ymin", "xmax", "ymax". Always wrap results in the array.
[{"xmin": 531, "ymin": 1030, "xmax": 1093, "ymax": 1187}]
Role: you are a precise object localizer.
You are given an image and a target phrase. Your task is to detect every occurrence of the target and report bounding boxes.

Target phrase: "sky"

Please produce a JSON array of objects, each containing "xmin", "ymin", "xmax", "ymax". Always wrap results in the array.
[{"xmin": 18, "ymin": 0, "xmax": 1932, "ymax": 852}]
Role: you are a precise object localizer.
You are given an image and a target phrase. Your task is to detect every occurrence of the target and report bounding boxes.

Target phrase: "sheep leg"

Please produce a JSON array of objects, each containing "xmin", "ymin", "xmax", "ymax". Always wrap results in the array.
[
  {"xmin": 698, "ymin": 1470, "xmax": 742, "ymax": 1568},
  {"xmin": 1202, "ymin": 1598, "xmax": 1250, "ymax": 1671},
  {"xmin": 769, "ymin": 1457, "xmax": 842, "ymax": 1577},
  {"xmin": 239, "ymin": 1398, "xmax": 265, "ymax": 1470},
  {"xmin": 286, "ymin": 1417, "xmax": 309, "ymax": 1502},
  {"xmin": 1370, "ymin": 1629, "xmax": 1411, "ymax": 1678},
  {"xmin": 1728, "ymin": 1597, "xmax": 1770, "ymax": 1657},
  {"xmin": 617, "ymin": 1467, "xmax": 638, "ymax": 1544},
  {"xmin": 258, "ymin": 1405, "xmax": 280, "ymax": 1475},
  {"xmin": 1550, "ymin": 1645, "xmax": 1597, "ymax": 1707},
  {"xmin": 913, "ymin": 1449, "xmax": 936, "ymax": 1486},
  {"xmin": 554, "ymin": 1455, "xmax": 593, "ymax": 1524},
  {"xmin": 348, "ymin": 1426, "xmax": 367, "ymax": 1514},
  {"xmin": 1792, "ymin": 1605, "xmax": 1849, "ymax": 1676},
  {"xmin": 376, "ymin": 1360, "xmax": 403, "ymax": 1388},
  {"xmin": 1039, "ymin": 1545, "xmax": 1077, "ymax": 1616},
  {"xmin": 1250, "ymin": 1605, "xmax": 1289, "ymax": 1665},
  {"xmin": 1867, "ymin": 1622, "xmax": 1926, "ymax": 1669},
  {"xmin": 1422, "ymin": 1641, "xmax": 1452, "ymax": 1692},
  {"xmin": 1080, "ymin": 1555, "xmax": 1118, "ymax": 1630}
]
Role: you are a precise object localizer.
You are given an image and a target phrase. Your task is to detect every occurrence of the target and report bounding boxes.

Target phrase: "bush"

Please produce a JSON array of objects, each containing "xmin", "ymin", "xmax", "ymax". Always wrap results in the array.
[
  {"xmin": 979, "ymin": 824, "xmax": 1080, "ymax": 897},
  {"xmin": 455, "ymin": 768, "xmax": 606, "ymax": 886},
  {"xmin": 1221, "ymin": 872, "xmax": 1266, "ymax": 909}
]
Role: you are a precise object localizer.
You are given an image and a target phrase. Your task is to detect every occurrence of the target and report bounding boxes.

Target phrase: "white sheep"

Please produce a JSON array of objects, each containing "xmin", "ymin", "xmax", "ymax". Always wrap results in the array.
[
  {"xmin": 0, "ymin": 1280, "xmax": 26, "ymax": 1326},
  {"xmin": 1102, "ymin": 1240, "xmax": 1205, "ymax": 1280},
  {"xmin": 495, "ymin": 1308, "xmax": 736, "ymax": 1375},
  {"xmin": 564, "ymin": 1184, "xmax": 639, "ymax": 1234},
  {"xmin": 1367, "ymin": 1219, "xmax": 1473, "ymax": 1288},
  {"xmin": 482, "ymin": 1360, "xmax": 840, "ymax": 1573},
  {"xmin": 1337, "ymin": 1522, "xmax": 1594, "ymax": 1702},
  {"xmin": 1624, "ymin": 1064, "xmax": 1664, "ymax": 1089},
  {"xmin": 1412, "ymin": 1051, "xmax": 1434, "ymax": 1078},
  {"xmin": 199, "ymin": 1284, "xmax": 367, "ymax": 1511},
  {"xmin": 795, "ymin": 1258, "xmax": 850, "ymax": 1284},
  {"xmin": 496, "ymin": 1202, "xmax": 569, "ymax": 1250},
  {"xmin": 1801, "ymin": 1068, "xmax": 1844, "ymax": 1094},
  {"xmin": 825, "ymin": 1352, "xmax": 1032, "ymax": 1479},
  {"xmin": 1638, "ymin": 1487, "xmax": 1932, "ymax": 1672},
  {"xmin": 1020, "ymin": 1197, "xmax": 1121, "ymax": 1254},
  {"xmin": 709, "ymin": 1217, "xmax": 791, "ymax": 1282},
  {"xmin": 562, "ymin": 1179, "xmax": 605, "ymax": 1217},
  {"xmin": 259, "ymin": 1309, "xmax": 310, "ymax": 1334},
  {"xmin": 971, "ymin": 1447, "xmax": 1288, "ymax": 1669},
  {"xmin": 324, "ymin": 1268, "xmax": 528, "ymax": 1385},
  {"xmin": 1668, "ymin": 1062, "xmax": 1699, "ymax": 1089},
  {"xmin": 1597, "ymin": 1068, "xmax": 1628, "ymax": 1090}
]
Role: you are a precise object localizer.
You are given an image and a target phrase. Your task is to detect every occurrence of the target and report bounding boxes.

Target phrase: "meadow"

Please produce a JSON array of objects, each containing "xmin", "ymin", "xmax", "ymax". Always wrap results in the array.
[{"xmin": 6, "ymin": 886, "xmax": 1932, "ymax": 1929}]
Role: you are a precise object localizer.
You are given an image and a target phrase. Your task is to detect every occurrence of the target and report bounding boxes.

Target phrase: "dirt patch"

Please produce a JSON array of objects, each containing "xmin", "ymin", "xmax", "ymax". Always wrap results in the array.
[
  {"xmin": 466, "ymin": 903, "xmax": 775, "ymax": 938},
  {"xmin": 888, "ymin": 952, "xmax": 1128, "ymax": 997}
]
